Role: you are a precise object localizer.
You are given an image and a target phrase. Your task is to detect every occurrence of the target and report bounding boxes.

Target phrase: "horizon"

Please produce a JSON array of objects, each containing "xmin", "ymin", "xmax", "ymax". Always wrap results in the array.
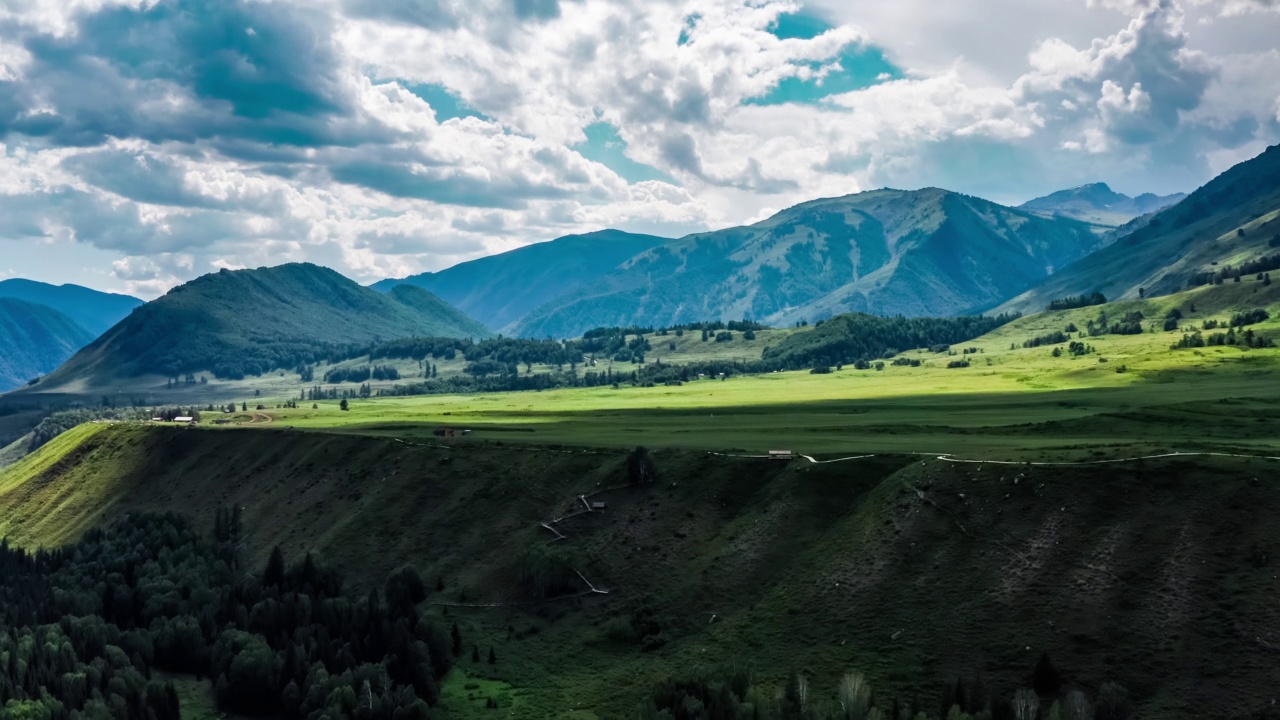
[{"xmin": 2, "ymin": 0, "xmax": 1278, "ymax": 298}]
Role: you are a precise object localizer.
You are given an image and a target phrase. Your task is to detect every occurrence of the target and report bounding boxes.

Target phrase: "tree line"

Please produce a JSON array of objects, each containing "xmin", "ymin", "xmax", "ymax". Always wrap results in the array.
[
  {"xmin": 635, "ymin": 656, "xmax": 1139, "ymax": 720},
  {"xmin": 0, "ymin": 511, "xmax": 459, "ymax": 720}
]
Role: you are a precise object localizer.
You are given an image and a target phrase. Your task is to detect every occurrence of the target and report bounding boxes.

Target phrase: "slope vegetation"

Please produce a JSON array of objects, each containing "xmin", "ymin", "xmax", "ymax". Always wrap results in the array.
[
  {"xmin": 1001, "ymin": 143, "xmax": 1280, "ymax": 314},
  {"xmin": 0, "ymin": 298, "xmax": 96, "ymax": 391},
  {"xmin": 26, "ymin": 263, "xmax": 492, "ymax": 389},
  {"xmin": 373, "ymin": 230, "xmax": 670, "ymax": 332},
  {"xmin": 0, "ymin": 278, "xmax": 142, "ymax": 336},
  {"xmin": 2, "ymin": 424, "xmax": 1279, "ymax": 718},
  {"xmin": 513, "ymin": 189, "xmax": 1104, "ymax": 338}
]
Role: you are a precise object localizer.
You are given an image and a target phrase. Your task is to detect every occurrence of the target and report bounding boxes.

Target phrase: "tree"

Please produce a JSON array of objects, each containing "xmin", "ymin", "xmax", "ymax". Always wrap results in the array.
[
  {"xmin": 627, "ymin": 446, "xmax": 657, "ymax": 485},
  {"xmin": 1032, "ymin": 652, "xmax": 1061, "ymax": 696},
  {"xmin": 340, "ymin": 398, "xmax": 350, "ymax": 411},
  {"xmin": 471, "ymin": 645, "xmax": 480, "ymax": 662},
  {"xmin": 263, "ymin": 546, "xmax": 286, "ymax": 588},
  {"xmin": 1095, "ymin": 683, "xmax": 1132, "ymax": 720},
  {"xmin": 838, "ymin": 672, "xmax": 870, "ymax": 720},
  {"xmin": 1012, "ymin": 689, "xmax": 1039, "ymax": 720},
  {"xmin": 487, "ymin": 647, "xmax": 496, "ymax": 664},
  {"xmin": 451, "ymin": 623, "xmax": 463, "ymax": 656}
]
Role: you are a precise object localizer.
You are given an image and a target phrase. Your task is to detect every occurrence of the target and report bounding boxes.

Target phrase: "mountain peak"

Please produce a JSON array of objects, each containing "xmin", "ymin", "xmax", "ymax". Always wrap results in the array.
[{"xmin": 1020, "ymin": 183, "xmax": 1183, "ymax": 227}]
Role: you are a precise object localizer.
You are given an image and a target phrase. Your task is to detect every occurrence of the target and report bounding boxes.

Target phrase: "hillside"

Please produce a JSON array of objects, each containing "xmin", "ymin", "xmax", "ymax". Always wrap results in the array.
[
  {"xmin": 1000, "ymin": 144, "xmax": 1280, "ymax": 315},
  {"xmin": 372, "ymin": 230, "xmax": 670, "ymax": 332},
  {"xmin": 0, "ymin": 278, "xmax": 142, "ymax": 336},
  {"xmin": 511, "ymin": 189, "xmax": 1105, "ymax": 338},
  {"xmin": 3, "ymin": 424, "xmax": 1280, "ymax": 718},
  {"xmin": 25, "ymin": 263, "xmax": 492, "ymax": 390},
  {"xmin": 1020, "ymin": 183, "xmax": 1185, "ymax": 227},
  {"xmin": 0, "ymin": 299, "xmax": 96, "ymax": 392}
]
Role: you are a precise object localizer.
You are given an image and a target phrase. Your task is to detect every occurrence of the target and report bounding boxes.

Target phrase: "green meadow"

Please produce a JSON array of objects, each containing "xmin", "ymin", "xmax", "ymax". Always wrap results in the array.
[{"xmin": 235, "ymin": 280, "xmax": 1280, "ymax": 460}]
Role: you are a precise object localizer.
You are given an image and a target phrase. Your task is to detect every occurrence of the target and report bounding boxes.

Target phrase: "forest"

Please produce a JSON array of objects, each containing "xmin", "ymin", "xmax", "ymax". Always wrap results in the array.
[{"xmin": 0, "ymin": 511, "xmax": 457, "ymax": 720}]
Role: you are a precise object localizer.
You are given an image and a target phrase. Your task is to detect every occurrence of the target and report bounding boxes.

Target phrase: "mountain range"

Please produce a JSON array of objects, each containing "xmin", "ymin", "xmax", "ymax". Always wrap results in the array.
[
  {"xmin": 1019, "ymin": 183, "xmax": 1186, "ymax": 228},
  {"xmin": 9, "ymin": 143, "xmax": 1280, "ymax": 391},
  {"xmin": 373, "ymin": 230, "xmax": 669, "ymax": 333},
  {"xmin": 0, "ymin": 279, "xmax": 142, "ymax": 336},
  {"xmin": 1000, "ymin": 143, "xmax": 1280, "ymax": 314},
  {"xmin": 30, "ymin": 263, "xmax": 491, "ymax": 390},
  {"xmin": 511, "ymin": 188, "xmax": 1105, "ymax": 338},
  {"xmin": 0, "ymin": 299, "xmax": 97, "ymax": 392}
]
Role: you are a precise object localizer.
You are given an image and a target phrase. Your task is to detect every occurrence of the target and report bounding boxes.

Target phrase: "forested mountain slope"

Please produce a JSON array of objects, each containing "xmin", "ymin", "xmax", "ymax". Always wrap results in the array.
[
  {"xmin": 0, "ymin": 279, "xmax": 142, "ymax": 336},
  {"xmin": 1000, "ymin": 143, "xmax": 1280, "ymax": 314},
  {"xmin": 0, "ymin": 298, "xmax": 96, "ymax": 391}
]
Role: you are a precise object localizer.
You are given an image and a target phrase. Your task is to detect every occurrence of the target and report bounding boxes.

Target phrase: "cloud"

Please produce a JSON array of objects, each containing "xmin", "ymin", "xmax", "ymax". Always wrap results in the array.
[{"xmin": 0, "ymin": 0, "xmax": 1276, "ymax": 297}]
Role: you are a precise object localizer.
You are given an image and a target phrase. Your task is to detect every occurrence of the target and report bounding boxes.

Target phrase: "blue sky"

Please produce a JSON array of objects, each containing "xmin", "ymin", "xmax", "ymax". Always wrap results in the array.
[{"xmin": 0, "ymin": 0, "xmax": 1277, "ymax": 296}]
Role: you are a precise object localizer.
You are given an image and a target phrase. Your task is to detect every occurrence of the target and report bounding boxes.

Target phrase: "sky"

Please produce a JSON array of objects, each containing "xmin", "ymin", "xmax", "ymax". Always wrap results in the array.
[{"xmin": 0, "ymin": 0, "xmax": 1278, "ymax": 298}]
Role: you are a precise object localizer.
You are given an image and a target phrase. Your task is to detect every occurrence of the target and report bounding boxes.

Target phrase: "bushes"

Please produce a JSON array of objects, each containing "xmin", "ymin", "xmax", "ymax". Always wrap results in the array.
[{"xmin": 517, "ymin": 545, "xmax": 581, "ymax": 599}]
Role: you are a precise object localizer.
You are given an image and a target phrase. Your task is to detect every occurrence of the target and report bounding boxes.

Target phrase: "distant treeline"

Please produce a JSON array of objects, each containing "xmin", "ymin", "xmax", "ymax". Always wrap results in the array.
[
  {"xmin": 1047, "ymin": 293, "xmax": 1107, "ymax": 311},
  {"xmin": 1187, "ymin": 253, "xmax": 1279, "ymax": 288},
  {"xmin": 0, "ymin": 511, "xmax": 457, "ymax": 720},
  {"xmin": 759, "ymin": 314, "xmax": 1019, "ymax": 371},
  {"xmin": 26, "ymin": 406, "xmax": 201, "ymax": 452}
]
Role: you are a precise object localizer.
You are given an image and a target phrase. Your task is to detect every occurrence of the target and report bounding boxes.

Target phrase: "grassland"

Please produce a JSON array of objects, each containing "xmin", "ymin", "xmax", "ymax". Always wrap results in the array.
[{"xmin": 218, "ymin": 279, "xmax": 1280, "ymax": 460}]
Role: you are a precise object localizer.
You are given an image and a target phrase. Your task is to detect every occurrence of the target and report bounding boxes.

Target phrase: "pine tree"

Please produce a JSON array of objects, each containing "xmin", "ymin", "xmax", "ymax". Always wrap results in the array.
[
  {"xmin": 488, "ymin": 647, "xmax": 496, "ymax": 665},
  {"xmin": 451, "ymin": 623, "xmax": 463, "ymax": 656}
]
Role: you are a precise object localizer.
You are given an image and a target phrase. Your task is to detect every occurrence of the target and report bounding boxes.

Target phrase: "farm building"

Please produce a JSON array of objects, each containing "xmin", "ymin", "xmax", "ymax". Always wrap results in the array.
[{"xmin": 769, "ymin": 450, "xmax": 793, "ymax": 461}]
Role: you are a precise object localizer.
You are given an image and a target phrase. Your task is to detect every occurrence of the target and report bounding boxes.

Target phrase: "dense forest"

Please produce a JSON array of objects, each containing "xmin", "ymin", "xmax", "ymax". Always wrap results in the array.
[
  {"xmin": 0, "ymin": 512, "xmax": 456, "ymax": 720},
  {"xmin": 759, "ymin": 314, "xmax": 1018, "ymax": 371}
]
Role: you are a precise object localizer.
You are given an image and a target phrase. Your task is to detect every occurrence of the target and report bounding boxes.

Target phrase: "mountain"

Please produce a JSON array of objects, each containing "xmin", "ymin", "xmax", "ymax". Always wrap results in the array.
[
  {"xmin": 372, "ymin": 230, "xmax": 670, "ymax": 332},
  {"xmin": 0, "ymin": 299, "xmax": 96, "ymax": 391},
  {"xmin": 31, "ymin": 263, "xmax": 492, "ymax": 388},
  {"xmin": 999, "ymin": 144, "xmax": 1280, "ymax": 315},
  {"xmin": 511, "ymin": 188, "xmax": 1106, "ymax": 338},
  {"xmin": 1019, "ymin": 183, "xmax": 1186, "ymax": 227},
  {"xmin": 0, "ymin": 279, "xmax": 143, "ymax": 336},
  {"xmin": 1021, "ymin": 183, "xmax": 1185, "ymax": 227}
]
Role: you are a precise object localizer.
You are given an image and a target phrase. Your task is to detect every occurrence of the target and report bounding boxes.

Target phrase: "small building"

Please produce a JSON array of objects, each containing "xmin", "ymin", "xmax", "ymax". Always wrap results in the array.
[
  {"xmin": 173, "ymin": 416, "xmax": 196, "ymax": 424},
  {"xmin": 591, "ymin": 501, "xmax": 607, "ymax": 511},
  {"xmin": 769, "ymin": 449, "xmax": 793, "ymax": 461},
  {"xmin": 432, "ymin": 427, "xmax": 456, "ymax": 438}
]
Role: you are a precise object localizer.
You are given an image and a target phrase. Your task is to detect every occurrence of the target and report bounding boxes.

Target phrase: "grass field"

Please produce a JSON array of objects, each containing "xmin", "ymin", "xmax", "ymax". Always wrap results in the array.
[{"xmin": 210, "ymin": 279, "xmax": 1280, "ymax": 460}]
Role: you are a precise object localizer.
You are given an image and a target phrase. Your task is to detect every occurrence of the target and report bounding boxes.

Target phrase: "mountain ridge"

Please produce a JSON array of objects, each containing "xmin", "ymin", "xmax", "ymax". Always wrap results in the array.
[
  {"xmin": 0, "ymin": 279, "xmax": 143, "ymax": 336},
  {"xmin": 1019, "ymin": 182, "xmax": 1186, "ymax": 227},
  {"xmin": 510, "ymin": 187, "xmax": 1106, "ymax": 338},
  {"xmin": 999, "ymin": 143, "xmax": 1280, "ymax": 314},
  {"xmin": 25, "ymin": 263, "xmax": 491, "ymax": 390},
  {"xmin": 0, "ymin": 298, "xmax": 97, "ymax": 392},
  {"xmin": 372, "ymin": 229, "xmax": 671, "ymax": 333}
]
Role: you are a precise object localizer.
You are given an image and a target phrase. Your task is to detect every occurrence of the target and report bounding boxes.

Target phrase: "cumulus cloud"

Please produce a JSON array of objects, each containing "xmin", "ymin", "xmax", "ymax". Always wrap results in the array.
[{"xmin": 0, "ymin": 0, "xmax": 1276, "ymax": 296}]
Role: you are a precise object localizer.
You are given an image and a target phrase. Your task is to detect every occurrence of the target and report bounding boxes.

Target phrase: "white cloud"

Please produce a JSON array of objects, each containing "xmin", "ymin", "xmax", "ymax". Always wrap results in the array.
[{"xmin": 0, "ymin": 0, "xmax": 1276, "ymax": 296}]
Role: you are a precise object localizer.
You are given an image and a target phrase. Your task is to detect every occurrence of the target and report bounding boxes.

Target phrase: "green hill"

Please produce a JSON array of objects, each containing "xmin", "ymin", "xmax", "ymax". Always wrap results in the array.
[
  {"xmin": 27, "ymin": 263, "xmax": 492, "ymax": 389},
  {"xmin": 1020, "ymin": 183, "xmax": 1185, "ymax": 228},
  {"xmin": 1000, "ymin": 144, "xmax": 1280, "ymax": 315},
  {"xmin": 3, "ymin": 424, "xmax": 1279, "ymax": 718},
  {"xmin": 0, "ymin": 278, "xmax": 142, "ymax": 336},
  {"xmin": 372, "ymin": 230, "xmax": 670, "ymax": 333},
  {"xmin": 0, "ymin": 298, "xmax": 96, "ymax": 392},
  {"xmin": 511, "ymin": 189, "xmax": 1105, "ymax": 338}
]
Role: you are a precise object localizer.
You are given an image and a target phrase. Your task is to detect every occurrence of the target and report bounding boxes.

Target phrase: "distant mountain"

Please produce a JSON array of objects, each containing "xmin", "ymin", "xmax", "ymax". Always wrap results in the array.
[
  {"xmin": 511, "ymin": 188, "xmax": 1106, "ymax": 338},
  {"xmin": 1020, "ymin": 183, "xmax": 1186, "ymax": 228},
  {"xmin": 372, "ymin": 230, "xmax": 670, "ymax": 332},
  {"xmin": 999, "ymin": 144, "xmax": 1280, "ymax": 314},
  {"xmin": 31, "ymin": 263, "xmax": 492, "ymax": 388},
  {"xmin": 0, "ymin": 299, "xmax": 96, "ymax": 391},
  {"xmin": 0, "ymin": 279, "xmax": 142, "ymax": 336}
]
